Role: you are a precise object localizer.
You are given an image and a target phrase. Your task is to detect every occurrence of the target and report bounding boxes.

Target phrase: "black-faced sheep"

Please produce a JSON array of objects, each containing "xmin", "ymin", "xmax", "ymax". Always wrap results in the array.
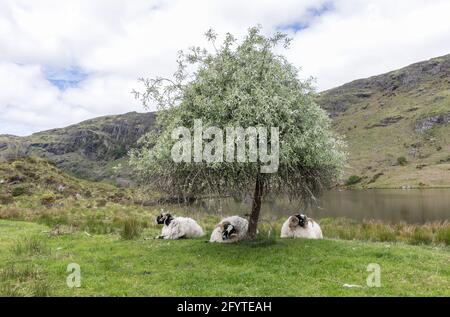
[
  {"xmin": 209, "ymin": 215, "xmax": 248, "ymax": 243},
  {"xmin": 155, "ymin": 212, "xmax": 204, "ymax": 239},
  {"xmin": 280, "ymin": 214, "xmax": 323, "ymax": 239}
]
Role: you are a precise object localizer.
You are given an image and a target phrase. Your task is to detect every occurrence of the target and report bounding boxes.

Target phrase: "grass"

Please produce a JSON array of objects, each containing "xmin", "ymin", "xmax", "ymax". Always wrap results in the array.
[
  {"xmin": 12, "ymin": 235, "xmax": 51, "ymax": 256},
  {"xmin": 320, "ymin": 218, "xmax": 450, "ymax": 246},
  {"xmin": 0, "ymin": 157, "xmax": 449, "ymax": 296},
  {"xmin": 1, "ymin": 194, "xmax": 449, "ymax": 246},
  {"xmin": 0, "ymin": 220, "xmax": 448, "ymax": 296},
  {"xmin": 120, "ymin": 217, "xmax": 142, "ymax": 240},
  {"xmin": 0, "ymin": 265, "xmax": 52, "ymax": 297}
]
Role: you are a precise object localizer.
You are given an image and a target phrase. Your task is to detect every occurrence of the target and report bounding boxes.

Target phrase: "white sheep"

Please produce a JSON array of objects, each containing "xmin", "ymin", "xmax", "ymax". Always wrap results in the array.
[
  {"xmin": 209, "ymin": 215, "xmax": 249, "ymax": 243},
  {"xmin": 280, "ymin": 214, "xmax": 323, "ymax": 239},
  {"xmin": 155, "ymin": 212, "xmax": 204, "ymax": 240}
]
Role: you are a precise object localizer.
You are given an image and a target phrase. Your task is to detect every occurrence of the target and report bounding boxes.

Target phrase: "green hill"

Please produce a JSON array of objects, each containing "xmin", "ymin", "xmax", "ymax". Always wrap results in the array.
[
  {"xmin": 0, "ymin": 112, "xmax": 155, "ymax": 184},
  {"xmin": 0, "ymin": 156, "xmax": 135, "ymax": 208},
  {"xmin": 318, "ymin": 54, "xmax": 450, "ymax": 188}
]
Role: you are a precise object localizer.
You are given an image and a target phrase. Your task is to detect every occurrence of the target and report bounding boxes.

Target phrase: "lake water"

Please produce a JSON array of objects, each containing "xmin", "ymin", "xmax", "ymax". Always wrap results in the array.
[{"xmin": 196, "ymin": 189, "xmax": 450, "ymax": 224}]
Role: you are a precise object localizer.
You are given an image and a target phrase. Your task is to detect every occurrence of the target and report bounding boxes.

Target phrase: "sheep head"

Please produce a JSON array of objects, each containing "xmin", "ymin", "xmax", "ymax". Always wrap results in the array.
[
  {"xmin": 289, "ymin": 214, "xmax": 308, "ymax": 228},
  {"xmin": 221, "ymin": 222, "xmax": 237, "ymax": 241},
  {"xmin": 156, "ymin": 212, "xmax": 173, "ymax": 226}
]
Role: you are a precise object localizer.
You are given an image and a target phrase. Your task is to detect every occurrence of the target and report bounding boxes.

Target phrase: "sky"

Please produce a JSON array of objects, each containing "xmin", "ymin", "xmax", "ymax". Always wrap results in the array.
[{"xmin": 1, "ymin": 0, "xmax": 450, "ymax": 136}]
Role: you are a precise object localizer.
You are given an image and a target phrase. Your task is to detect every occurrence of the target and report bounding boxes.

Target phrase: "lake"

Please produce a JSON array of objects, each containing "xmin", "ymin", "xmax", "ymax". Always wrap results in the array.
[{"xmin": 196, "ymin": 189, "xmax": 450, "ymax": 224}]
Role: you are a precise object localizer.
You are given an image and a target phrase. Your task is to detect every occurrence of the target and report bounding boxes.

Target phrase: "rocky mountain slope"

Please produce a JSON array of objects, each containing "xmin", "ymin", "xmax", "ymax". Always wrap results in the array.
[
  {"xmin": 0, "ymin": 112, "xmax": 155, "ymax": 184},
  {"xmin": 317, "ymin": 54, "xmax": 450, "ymax": 188},
  {"xmin": 1, "ymin": 54, "xmax": 449, "ymax": 188}
]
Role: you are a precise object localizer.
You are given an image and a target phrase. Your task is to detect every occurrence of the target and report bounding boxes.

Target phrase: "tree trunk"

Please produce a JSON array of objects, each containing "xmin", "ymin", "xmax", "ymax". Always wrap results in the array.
[{"xmin": 247, "ymin": 173, "xmax": 263, "ymax": 239}]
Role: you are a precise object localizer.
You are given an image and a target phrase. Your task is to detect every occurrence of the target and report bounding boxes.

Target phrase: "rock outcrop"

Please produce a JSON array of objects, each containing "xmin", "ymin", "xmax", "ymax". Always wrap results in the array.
[
  {"xmin": 365, "ymin": 115, "xmax": 404, "ymax": 129},
  {"xmin": 415, "ymin": 112, "xmax": 450, "ymax": 133}
]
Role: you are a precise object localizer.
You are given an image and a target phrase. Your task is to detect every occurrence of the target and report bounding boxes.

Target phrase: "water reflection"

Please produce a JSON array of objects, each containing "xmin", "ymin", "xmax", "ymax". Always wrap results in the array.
[{"xmin": 191, "ymin": 189, "xmax": 450, "ymax": 224}]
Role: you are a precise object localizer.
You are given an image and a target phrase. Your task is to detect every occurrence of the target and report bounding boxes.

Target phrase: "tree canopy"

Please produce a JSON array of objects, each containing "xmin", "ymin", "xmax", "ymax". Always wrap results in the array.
[{"xmin": 130, "ymin": 26, "xmax": 346, "ymax": 237}]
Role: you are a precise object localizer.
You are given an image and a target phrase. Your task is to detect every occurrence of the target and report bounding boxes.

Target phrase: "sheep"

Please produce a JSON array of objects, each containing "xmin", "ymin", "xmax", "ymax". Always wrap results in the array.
[
  {"xmin": 155, "ymin": 212, "xmax": 204, "ymax": 240},
  {"xmin": 280, "ymin": 214, "xmax": 323, "ymax": 239},
  {"xmin": 209, "ymin": 215, "xmax": 249, "ymax": 243}
]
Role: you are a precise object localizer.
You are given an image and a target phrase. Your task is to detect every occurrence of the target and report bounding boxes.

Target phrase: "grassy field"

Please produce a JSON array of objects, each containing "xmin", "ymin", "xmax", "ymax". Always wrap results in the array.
[
  {"xmin": 1, "ymin": 157, "xmax": 449, "ymax": 296},
  {"xmin": 1, "ymin": 219, "xmax": 449, "ymax": 297}
]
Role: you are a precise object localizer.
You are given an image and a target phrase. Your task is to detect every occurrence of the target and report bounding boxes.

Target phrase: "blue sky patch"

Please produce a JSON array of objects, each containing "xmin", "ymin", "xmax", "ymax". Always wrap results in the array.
[
  {"xmin": 277, "ymin": 22, "xmax": 309, "ymax": 33},
  {"xmin": 44, "ymin": 65, "xmax": 88, "ymax": 90},
  {"xmin": 308, "ymin": 1, "xmax": 334, "ymax": 17},
  {"xmin": 276, "ymin": 1, "xmax": 334, "ymax": 33}
]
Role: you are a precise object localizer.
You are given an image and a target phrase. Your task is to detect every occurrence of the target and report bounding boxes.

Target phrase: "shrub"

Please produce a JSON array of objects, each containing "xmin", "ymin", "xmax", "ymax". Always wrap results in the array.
[
  {"xmin": 409, "ymin": 228, "xmax": 433, "ymax": 245},
  {"xmin": 11, "ymin": 186, "xmax": 26, "ymax": 197},
  {"xmin": 121, "ymin": 218, "xmax": 142, "ymax": 240},
  {"xmin": 345, "ymin": 175, "xmax": 362, "ymax": 186},
  {"xmin": 83, "ymin": 190, "xmax": 92, "ymax": 198},
  {"xmin": 435, "ymin": 227, "xmax": 450, "ymax": 245},
  {"xmin": 40, "ymin": 195, "xmax": 57, "ymax": 207},
  {"xmin": 374, "ymin": 227, "xmax": 397, "ymax": 242},
  {"xmin": 397, "ymin": 156, "xmax": 407, "ymax": 166},
  {"xmin": 96, "ymin": 199, "xmax": 107, "ymax": 208},
  {"xmin": 112, "ymin": 146, "xmax": 128, "ymax": 159},
  {"xmin": 85, "ymin": 216, "xmax": 112, "ymax": 234}
]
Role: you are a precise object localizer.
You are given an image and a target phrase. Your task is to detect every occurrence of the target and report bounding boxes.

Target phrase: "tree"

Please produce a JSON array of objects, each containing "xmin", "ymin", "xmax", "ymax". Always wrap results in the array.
[{"xmin": 130, "ymin": 26, "xmax": 346, "ymax": 239}]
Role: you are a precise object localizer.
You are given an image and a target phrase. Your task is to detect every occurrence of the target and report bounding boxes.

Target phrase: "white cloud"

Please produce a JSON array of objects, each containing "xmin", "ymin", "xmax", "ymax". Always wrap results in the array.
[
  {"xmin": 0, "ymin": 62, "xmax": 93, "ymax": 135},
  {"xmin": 288, "ymin": 0, "xmax": 450, "ymax": 89},
  {"xmin": 1, "ymin": 0, "xmax": 450, "ymax": 135}
]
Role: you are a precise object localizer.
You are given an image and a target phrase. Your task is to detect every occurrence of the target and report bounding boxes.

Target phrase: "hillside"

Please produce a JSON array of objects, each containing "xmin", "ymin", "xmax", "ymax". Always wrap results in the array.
[
  {"xmin": 317, "ymin": 54, "xmax": 450, "ymax": 188},
  {"xmin": 1, "ymin": 55, "xmax": 450, "ymax": 188},
  {"xmin": 0, "ymin": 112, "xmax": 155, "ymax": 185},
  {"xmin": 0, "ymin": 157, "xmax": 139, "ymax": 209}
]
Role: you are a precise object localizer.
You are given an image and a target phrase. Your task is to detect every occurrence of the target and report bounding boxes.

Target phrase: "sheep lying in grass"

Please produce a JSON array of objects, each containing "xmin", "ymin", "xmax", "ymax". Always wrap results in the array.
[
  {"xmin": 280, "ymin": 214, "xmax": 323, "ymax": 239},
  {"xmin": 209, "ymin": 216, "xmax": 249, "ymax": 243},
  {"xmin": 155, "ymin": 212, "xmax": 204, "ymax": 240}
]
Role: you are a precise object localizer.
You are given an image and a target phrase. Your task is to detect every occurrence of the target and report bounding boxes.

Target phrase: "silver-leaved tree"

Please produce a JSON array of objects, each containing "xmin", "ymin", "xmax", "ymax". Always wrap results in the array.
[{"xmin": 130, "ymin": 26, "xmax": 346, "ymax": 239}]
